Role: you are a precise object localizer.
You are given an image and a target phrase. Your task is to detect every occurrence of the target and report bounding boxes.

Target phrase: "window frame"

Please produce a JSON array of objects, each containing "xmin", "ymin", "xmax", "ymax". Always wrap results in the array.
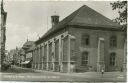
[
  {"xmin": 81, "ymin": 34, "xmax": 90, "ymax": 46},
  {"xmin": 81, "ymin": 52, "xmax": 89, "ymax": 66},
  {"xmin": 110, "ymin": 36, "xmax": 117, "ymax": 48},
  {"xmin": 110, "ymin": 52, "xmax": 116, "ymax": 66}
]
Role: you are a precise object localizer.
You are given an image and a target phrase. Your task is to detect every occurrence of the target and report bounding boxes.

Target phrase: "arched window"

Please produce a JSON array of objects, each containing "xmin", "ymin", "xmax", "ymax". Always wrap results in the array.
[
  {"xmin": 110, "ymin": 52, "xmax": 116, "ymax": 66},
  {"xmin": 81, "ymin": 52, "xmax": 89, "ymax": 66},
  {"xmin": 81, "ymin": 34, "xmax": 90, "ymax": 46},
  {"xmin": 110, "ymin": 36, "xmax": 117, "ymax": 47}
]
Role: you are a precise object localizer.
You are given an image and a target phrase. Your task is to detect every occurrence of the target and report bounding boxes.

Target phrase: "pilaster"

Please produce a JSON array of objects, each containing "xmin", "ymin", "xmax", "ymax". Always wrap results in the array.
[{"xmin": 97, "ymin": 38, "xmax": 105, "ymax": 72}]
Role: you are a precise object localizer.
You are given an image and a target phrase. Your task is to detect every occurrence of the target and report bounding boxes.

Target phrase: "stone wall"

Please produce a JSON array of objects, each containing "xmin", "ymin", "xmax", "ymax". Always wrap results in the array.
[{"xmin": 68, "ymin": 26, "xmax": 125, "ymax": 72}]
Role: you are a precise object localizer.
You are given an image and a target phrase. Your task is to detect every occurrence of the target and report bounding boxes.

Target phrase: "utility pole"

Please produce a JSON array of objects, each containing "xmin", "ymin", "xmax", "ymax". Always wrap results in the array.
[{"xmin": 1, "ymin": 0, "xmax": 7, "ymax": 71}]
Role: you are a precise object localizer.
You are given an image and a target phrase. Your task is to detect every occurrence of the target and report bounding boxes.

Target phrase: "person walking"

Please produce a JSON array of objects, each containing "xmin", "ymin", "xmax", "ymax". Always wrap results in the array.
[{"xmin": 101, "ymin": 69, "xmax": 104, "ymax": 77}]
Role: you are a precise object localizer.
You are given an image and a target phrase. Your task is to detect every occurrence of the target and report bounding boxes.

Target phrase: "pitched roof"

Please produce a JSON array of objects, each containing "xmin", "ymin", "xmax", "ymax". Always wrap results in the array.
[
  {"xmin": 22, "ymin": 41, "xmax": 34, "ymax": 49},
  {"xmin": 27, "ymin": 44, "xmax": 35, "ymax": 52},
  {"xmin": 36, "ymin": 5, "xmax": 122, "ymax": 43},
  {"xmin": 68, "ymin": 5, "xmax": 121, "ymax": 28}
]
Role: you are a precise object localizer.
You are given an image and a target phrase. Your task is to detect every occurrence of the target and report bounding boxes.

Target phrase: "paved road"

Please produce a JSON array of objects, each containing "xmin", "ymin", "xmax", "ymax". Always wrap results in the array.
[{"xmin": 0, "ymin": 66, "xmax": 126, "ymax": 82}]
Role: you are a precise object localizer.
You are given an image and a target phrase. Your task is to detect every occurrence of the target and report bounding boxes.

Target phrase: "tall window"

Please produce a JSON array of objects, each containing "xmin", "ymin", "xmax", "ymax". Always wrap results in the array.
[
  {"xmin": 81, "ymin": 34, "xmax": 90, "ymax": 46},
  {"xmin": 81, "ymin": 52, "xmax": 89, "ymax": 66},
  {"xmin": 110, "ymin": 36, "xmax": 117, "ymax": 47},
  {"xmin": 110, "ymin": 52, "xmax": 116, "ymax": 66}
]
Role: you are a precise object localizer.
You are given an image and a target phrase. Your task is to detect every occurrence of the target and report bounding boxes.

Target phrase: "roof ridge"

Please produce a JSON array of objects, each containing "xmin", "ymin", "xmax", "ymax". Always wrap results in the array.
[
  {"xmin": 82, "ymin": 5, "xmax": 118, "ymax": 25},
  {"xmin": 66, "ymin": 5, "xmax": 86, "ymax": 25}
]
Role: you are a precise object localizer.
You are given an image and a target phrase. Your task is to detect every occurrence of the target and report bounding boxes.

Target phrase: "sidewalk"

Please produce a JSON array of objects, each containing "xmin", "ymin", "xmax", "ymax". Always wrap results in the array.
[
  {"xmin": 0, "ymin": 67, "xmax": 126, "ymax": 82},
  {"xmin": 0, "ymin": 66, "xmax": 126, "ymax": 79},
  {"xmin": 33, "ymin": 69, "xmax": 126, "ymax": 78}
]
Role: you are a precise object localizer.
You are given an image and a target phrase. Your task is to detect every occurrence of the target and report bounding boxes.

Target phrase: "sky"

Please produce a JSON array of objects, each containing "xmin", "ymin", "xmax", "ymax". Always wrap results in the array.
[{"xmin": 3, "ymin": 1, "xmax": 119, "ymax": 51}]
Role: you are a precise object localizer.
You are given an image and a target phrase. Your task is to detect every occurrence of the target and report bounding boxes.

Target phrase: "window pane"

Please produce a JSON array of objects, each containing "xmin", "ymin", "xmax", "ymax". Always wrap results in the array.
[
  {"xmin": 81, "ymin": 52, "xmax": 88, "ymax": 66},
  {"xmin": 110, "ymin": 52, "xmax": 116, "ymax": 66}
]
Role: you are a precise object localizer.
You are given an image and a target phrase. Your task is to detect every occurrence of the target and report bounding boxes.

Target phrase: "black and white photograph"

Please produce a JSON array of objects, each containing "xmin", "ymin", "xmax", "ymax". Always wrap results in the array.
[{"xmin": 0, "ymin": 0, "xmax": 127, "ymax": 82}]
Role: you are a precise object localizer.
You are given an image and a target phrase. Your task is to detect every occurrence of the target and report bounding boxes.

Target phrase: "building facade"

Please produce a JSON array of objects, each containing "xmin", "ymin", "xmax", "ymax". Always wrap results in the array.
[
  {"xmin": 0, "ymin": 0, "xmax": 7, "ymax": 70},
  {"xmin": 32, "ymin": 5, "xmax": 126, "ymax": 73}
]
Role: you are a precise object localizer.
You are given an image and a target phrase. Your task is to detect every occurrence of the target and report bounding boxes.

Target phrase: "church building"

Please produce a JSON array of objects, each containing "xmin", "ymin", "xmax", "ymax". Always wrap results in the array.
[{"xmin": 32, "ymin": 5, "xmax": 125, "ymax": 73}]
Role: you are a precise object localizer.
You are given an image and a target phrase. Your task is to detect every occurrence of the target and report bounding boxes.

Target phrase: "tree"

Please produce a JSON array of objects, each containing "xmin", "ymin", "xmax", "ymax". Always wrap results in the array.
[
  {"xmin": 111, "ymin": 1, "xmax": 127, "ymax": 72},
  {"xmin": 110, "ymin": 1, "xmax": 127, "ymax": 30}
]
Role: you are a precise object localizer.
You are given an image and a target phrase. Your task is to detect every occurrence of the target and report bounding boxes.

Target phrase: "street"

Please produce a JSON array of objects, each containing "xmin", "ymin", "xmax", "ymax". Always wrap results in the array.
[{"xmin": 0, "ymin": 66, "xmax": 126, "ymax": 82}]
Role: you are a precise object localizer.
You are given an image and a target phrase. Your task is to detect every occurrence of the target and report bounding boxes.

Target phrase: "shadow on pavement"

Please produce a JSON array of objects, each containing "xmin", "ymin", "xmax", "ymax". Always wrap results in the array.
[{"xmin": 1, "ymin": 66, "xmax": 36, "ymax": 73}]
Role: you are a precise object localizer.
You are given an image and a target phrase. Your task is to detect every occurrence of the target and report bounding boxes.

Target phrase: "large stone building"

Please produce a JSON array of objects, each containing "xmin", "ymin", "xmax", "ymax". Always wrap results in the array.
[
  {"xmin": 32, "ymin": 5, "xmax": 126, "ymax": 73},
  {"xmin": 0, "ymin": 0, "xmax": 7, "ymax": 70}
]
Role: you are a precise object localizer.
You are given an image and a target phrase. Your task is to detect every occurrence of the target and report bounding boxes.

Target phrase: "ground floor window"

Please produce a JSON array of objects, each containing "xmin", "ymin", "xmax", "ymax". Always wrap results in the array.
[
  {"xmin": 110, "ymin": 52, "xmax": 116, "ymax": 66},
  {"xmin": 81, "ymin": 52, "xmax": 89, "ymax": 66}
]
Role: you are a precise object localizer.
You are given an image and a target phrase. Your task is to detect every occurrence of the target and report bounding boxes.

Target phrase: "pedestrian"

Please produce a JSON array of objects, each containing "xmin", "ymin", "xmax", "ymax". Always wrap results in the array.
[{"xmin": 101, "ymin": 69, "xmax": 104, "ymax": 77}]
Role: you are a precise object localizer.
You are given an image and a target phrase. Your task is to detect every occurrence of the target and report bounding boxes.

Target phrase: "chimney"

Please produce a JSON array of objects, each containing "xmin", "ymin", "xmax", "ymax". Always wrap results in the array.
[{"xmin": 51, "ymin": 15, "xmax": 59, "ymax": 27}]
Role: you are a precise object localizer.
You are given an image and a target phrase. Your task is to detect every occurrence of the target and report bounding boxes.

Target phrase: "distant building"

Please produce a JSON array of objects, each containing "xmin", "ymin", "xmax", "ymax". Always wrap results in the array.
[
  {"xmin": 21, "ymin": 40, "xmax": 34, "ymax": 68},
  {"xmin": 32, "ymin": 5, "xmax": 125, "ymax": 73},
  {"xmin": 0, "ymin": 0, "xmax": 7, "ymax": 69}
]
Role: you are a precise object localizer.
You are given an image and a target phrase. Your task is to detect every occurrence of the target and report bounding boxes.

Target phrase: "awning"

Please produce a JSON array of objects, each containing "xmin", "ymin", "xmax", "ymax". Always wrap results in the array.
[{"xmin": 21, "ymin": 61, "xmax": 30, "ymax": 65}]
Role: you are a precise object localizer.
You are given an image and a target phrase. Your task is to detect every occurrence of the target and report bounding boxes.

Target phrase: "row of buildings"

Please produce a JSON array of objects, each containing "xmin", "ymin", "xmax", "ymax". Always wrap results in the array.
[{"xmin": 30, "ymin": 5, "xmax": 126, "ymax": 73}]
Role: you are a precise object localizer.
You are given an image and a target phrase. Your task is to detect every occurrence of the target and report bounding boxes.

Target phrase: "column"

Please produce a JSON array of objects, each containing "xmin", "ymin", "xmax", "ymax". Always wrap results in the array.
[
  {"xmin": 59, "ymin": 38, "xmax": 61, "ymax": 72},
  {"xmin": 39, "ymin": 46, "xmax": 41, "ymax": 70},
  {"xmin": 32, "ymin": 50, "xmax": 34, "ymax": 69},
  {"xmin": 123, "ymin": 39, "xmax": 127, "ymax": 72},
  {"xmin": 34, "ymin": 49, "xmax": 36, "ymax": 69},
  {"xmin": 44, "ymin": 44, "xmax": 47, "ymax": 70},
  {"xmin": 97, "ymin": 38, "xmax": 105, "ymax": 72},
  {"xmin": 41, "ymin": 45, "xmax": 44, "ymax": 70},
  {"xmin": 60, "ymin": 35, "xmax": 64, "ymax": 72},
  {"xmin": 34, "ymin": 50, "xmax": 36, "ymax": 69},
  {"xmin": 35, "ymin": 48, "xmax": 37, "ymax": 69},
  {"xmin": 32, "ymin": 49, "xmax": 35, "ymax": 69},
  {"xmin": 46, "ymin": 43, "xmax": 49, "ymax": 70},
  {"xmin": 68, "ymin": 35, "xmax": 71, "ymax": 73},
  {"xmin": 53, "ymin": 40, "xmax": 56, "ymax": 71},
  {"xmin": 37, "ymin": 48, "xmax": 39, "ymax": 69},
  {"xmin": 36, "ymin": 48, "xmax": 39, "ymax": 69},
  {"xmin": 39, "ymin": 46, "xmax": 42, "ymax": 69}
]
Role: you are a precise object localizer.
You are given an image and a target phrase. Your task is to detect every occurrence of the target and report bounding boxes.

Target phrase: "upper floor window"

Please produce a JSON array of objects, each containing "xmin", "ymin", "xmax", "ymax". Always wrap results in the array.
[
  {"xmin": 110, "ymin": 36, "xmax": 117, "ymax": 47},
  {"xmin": 81, "ymin": 52, "xmax": 89, "ymax": 66},
  {"xmin": 110, "ymin": 52, "xmax": 116, "ymax": 66},
  {"xmin": 81, "ymin": 34, "xmax": 90, "ymax": 46}
]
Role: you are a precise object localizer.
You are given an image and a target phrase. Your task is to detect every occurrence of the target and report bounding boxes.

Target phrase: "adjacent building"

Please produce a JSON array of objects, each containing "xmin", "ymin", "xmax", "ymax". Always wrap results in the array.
[
  {"xmin": 32, "ymin": 5, "xmax": 125, "ymax": 73},
  {"xmin": 21, "ymin": 40, "xmax": 34, "ymax": 68}
]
